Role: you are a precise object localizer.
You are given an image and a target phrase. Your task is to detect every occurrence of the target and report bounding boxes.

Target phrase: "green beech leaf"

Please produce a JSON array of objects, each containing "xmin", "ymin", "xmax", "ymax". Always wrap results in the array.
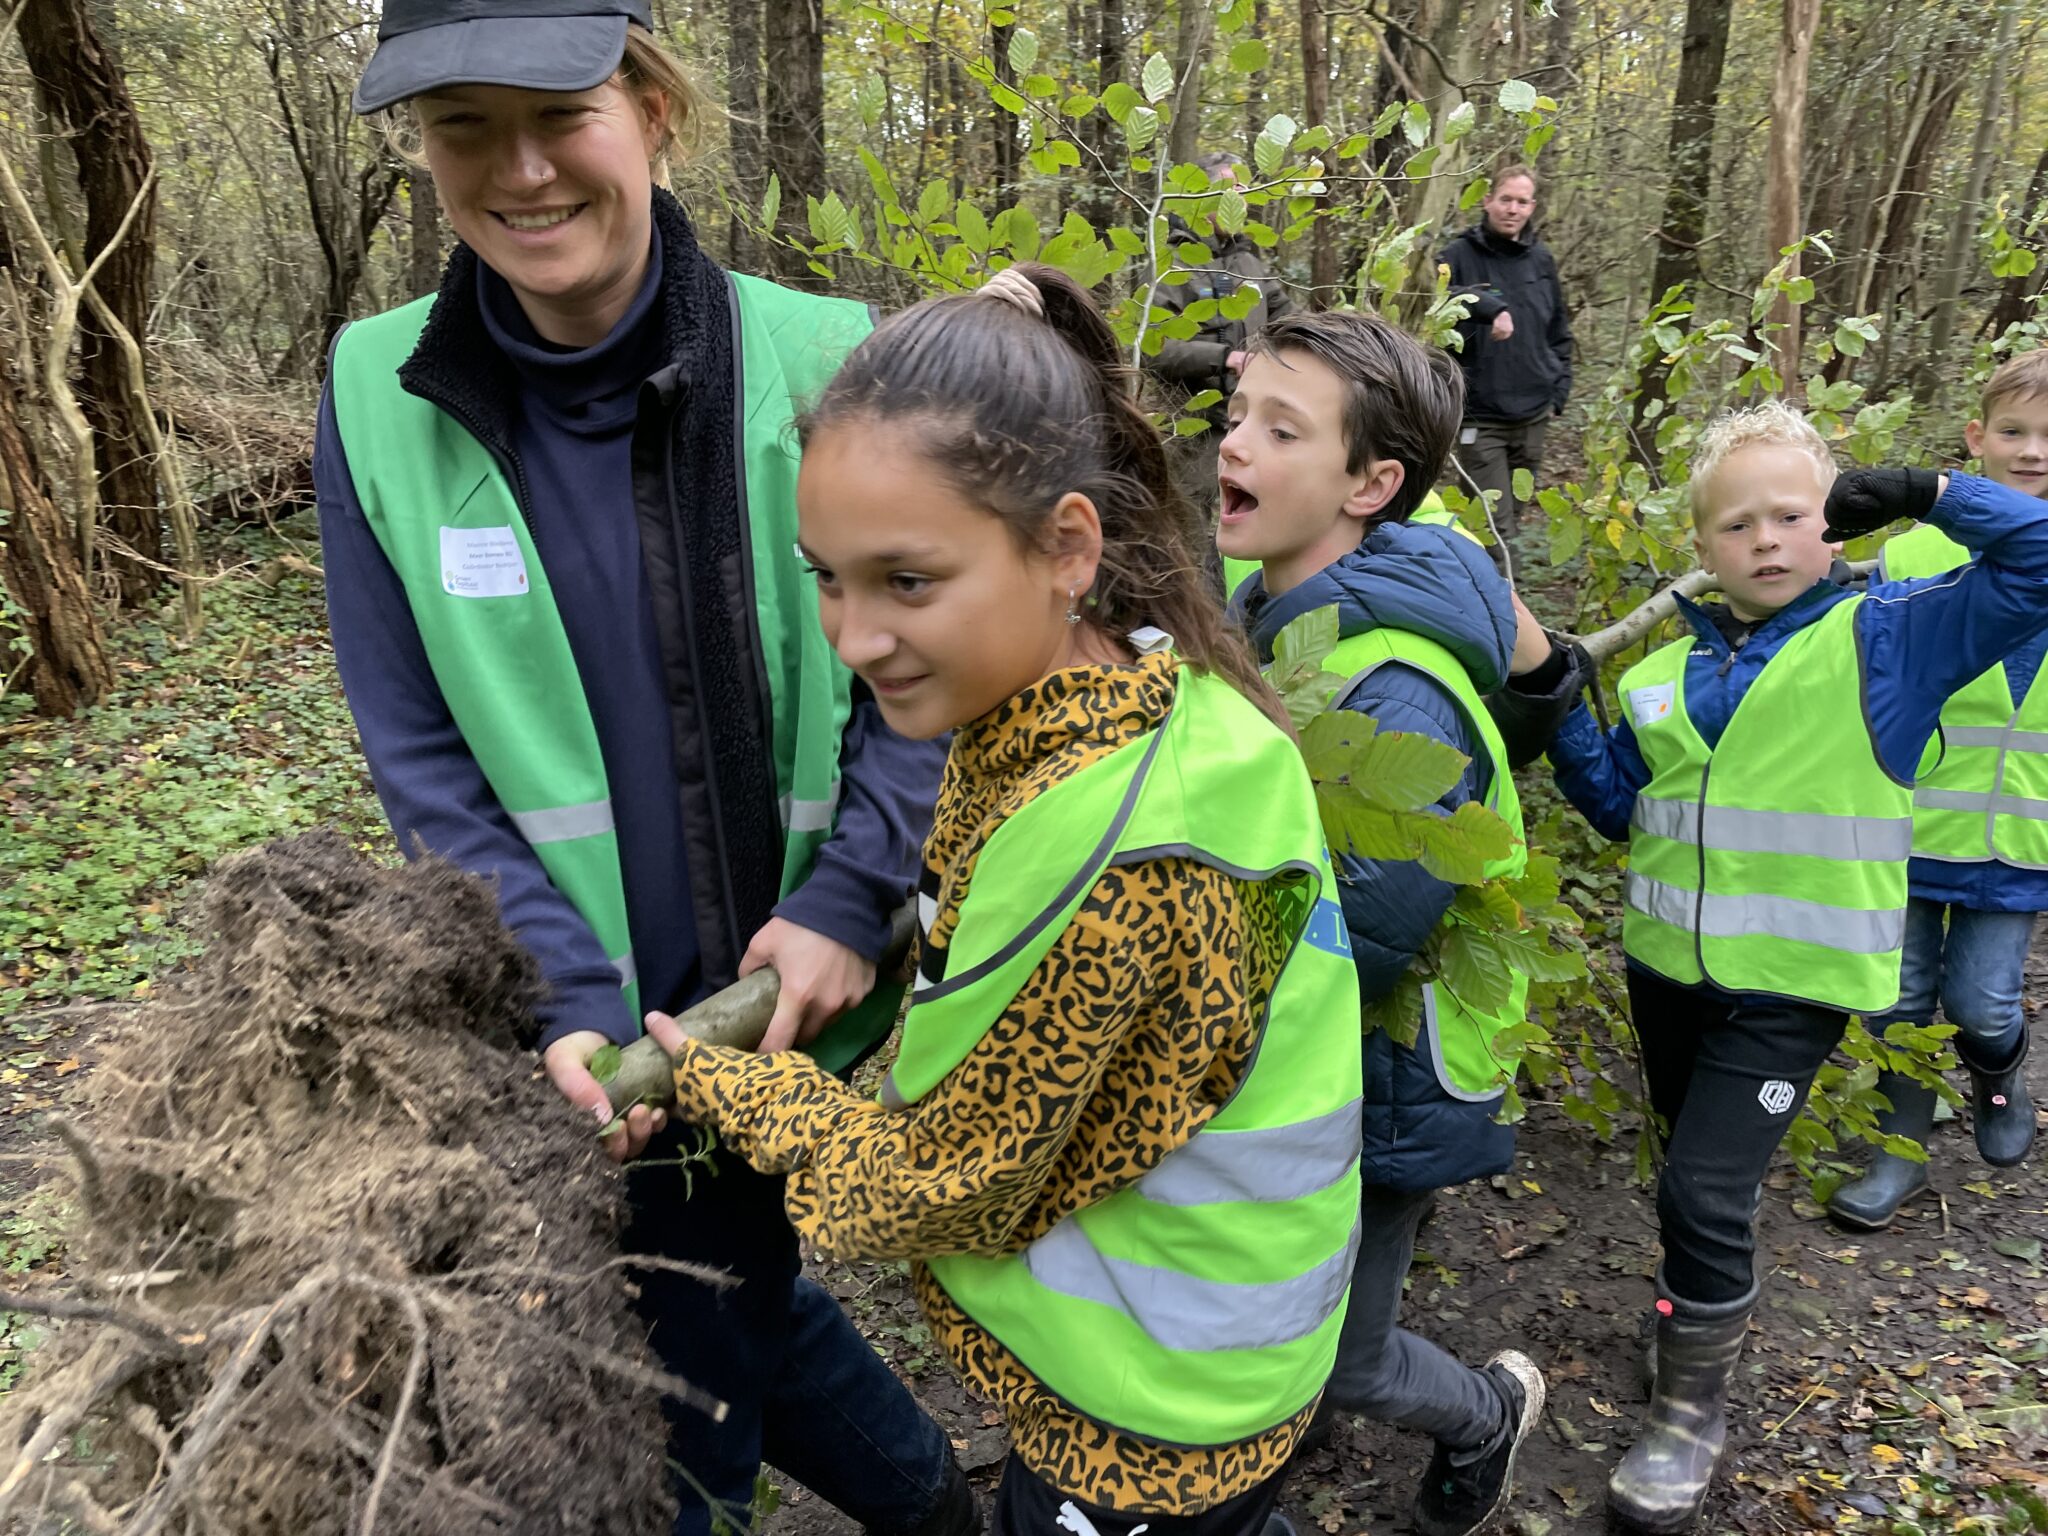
[
  {"xmin": 589, "ymin": 1044, "xmax": 623, "ymax": 1083},
  {"xmin": 1228, "ymin": 37, "xmax": 1270, "ymax": 74},
  {"xmin": 1272, "ymin": 606, "xmax": 1339, "ymax": 674},
  {"xmin": 1101, "ymin": 82, "xmax": 1142, "ymax": 122},
  {"xmin": 760, "ymin": 172, "xmax": 781, "ymax": 231},
  {"xmin": 1436, "ymin": 924, "xmax": 1516, "ymax": 1013},
  {"xmin": 1512, "ymin": 468, "xmax": 1535, "ymax": 501},
  {"xmin": 1141, "ymin": 50, "xmax": 1174, "ymax": 104},
  {"xmin": 1351, "ymin": 729, "xmax": 1470, "ymax": 811},
  {"xmin": 1498, "ymin": 78, "xmax": 1538, "ymax": 114},
  {"xmin": 1007, "ymin": 25, "xmax": 1038, "ymax": 72}
]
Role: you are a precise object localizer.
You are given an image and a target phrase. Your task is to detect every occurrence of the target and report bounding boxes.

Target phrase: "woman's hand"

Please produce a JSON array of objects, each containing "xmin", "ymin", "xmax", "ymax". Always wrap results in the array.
[
  {"xmin": 543, "ymin": 1029, "xmax": 667, "ymax": 1164},
  {"xmin": 741, "ymin": 918, "xmax": 877, "ymax": 1055}
]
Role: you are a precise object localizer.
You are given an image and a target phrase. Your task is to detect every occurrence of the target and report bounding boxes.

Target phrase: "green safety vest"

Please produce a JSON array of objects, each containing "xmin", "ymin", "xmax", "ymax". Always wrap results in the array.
[
  {"xmin": 1617, "ymin": 598, "xmax": 1912, "ymax": 1014},
  {"xmin": 1322, "ymin": 626, "xmax": 1530, "ymax": 1099},
  {"xmin": 1879, "ymin": 524, "xmax": 2048, "ymax": 869},
  {"xmin": 1220, "ymin": 492, "xmax": 1458, "ymax": 600},
  {"xmin": 330, "ymin": 273, "xmax": 895, "ymax": 1069},
  {"xmin": 887, "ymin": 666, "xmax": 1362, "ymax": 1448}
]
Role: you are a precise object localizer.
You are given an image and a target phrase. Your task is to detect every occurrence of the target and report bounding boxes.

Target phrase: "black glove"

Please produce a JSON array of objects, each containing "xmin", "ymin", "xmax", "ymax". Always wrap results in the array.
[
  {"xmin": 1823, "ymin": 468, "xmax": 1942, "ymax": 541},
  {"xmin": 1486, "ymin": 637, "xmax": 1598, "ymax": 771}
]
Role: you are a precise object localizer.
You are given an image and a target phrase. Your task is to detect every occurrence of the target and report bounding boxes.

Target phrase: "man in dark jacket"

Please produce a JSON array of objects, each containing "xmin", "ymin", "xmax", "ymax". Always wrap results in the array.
[
  {"xmin": 1147, "ymin": 151, "xmax": 1293, "ymax": 522},
  {"xmin": 1438, "ymin": 165, "xmax": 1572, "ymax": 526}
]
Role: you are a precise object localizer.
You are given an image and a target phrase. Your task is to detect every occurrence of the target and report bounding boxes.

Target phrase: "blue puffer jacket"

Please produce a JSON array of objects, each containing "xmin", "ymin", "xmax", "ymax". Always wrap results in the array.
[{"xmin": 1242, "ymin": 519, "xmax": 1520, "ymax": 1192}]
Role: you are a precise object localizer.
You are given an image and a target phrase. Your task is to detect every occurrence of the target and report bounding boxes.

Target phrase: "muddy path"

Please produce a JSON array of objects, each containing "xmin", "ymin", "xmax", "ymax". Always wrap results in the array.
[{"xmin": 769, "ymin": 958, "xmax": 2048, "ymax": 1535}]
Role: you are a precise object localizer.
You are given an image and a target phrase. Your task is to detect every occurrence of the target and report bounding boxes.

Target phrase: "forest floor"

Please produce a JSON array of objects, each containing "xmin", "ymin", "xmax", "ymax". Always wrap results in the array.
[
  {"xmin": 4, "ymin": 516, "xmax": 2046, "ymax": 1531},
  {"xmin": 771, "ymin": 1027, "xmax": 2048, "ymax": 1536}
]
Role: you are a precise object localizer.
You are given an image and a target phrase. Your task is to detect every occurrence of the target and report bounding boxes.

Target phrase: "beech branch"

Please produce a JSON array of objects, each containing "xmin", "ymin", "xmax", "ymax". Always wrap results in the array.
[
  {"xmin": 594, "ymin": 903, "xmax": 918, "ymax": 1117},
  {"xmin": 1574, "ymin": 559, "xmax": 1876, "ymax": 664}
]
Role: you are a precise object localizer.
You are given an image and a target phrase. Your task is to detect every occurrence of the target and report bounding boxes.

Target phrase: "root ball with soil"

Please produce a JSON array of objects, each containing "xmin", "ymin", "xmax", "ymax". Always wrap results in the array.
[{"xmin": 0, "ymin": 831, "xmax": 721, "ymax": 1535}]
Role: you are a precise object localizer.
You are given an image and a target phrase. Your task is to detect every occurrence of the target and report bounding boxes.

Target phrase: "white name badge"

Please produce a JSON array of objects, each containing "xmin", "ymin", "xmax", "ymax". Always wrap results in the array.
[
  {"xmin": 1629, "ymin": 682, "xmax": 1677, "ymax": 728},
  {"xmin": 440, "ymin": 525, "xmax": 529, "ymax": 598}
]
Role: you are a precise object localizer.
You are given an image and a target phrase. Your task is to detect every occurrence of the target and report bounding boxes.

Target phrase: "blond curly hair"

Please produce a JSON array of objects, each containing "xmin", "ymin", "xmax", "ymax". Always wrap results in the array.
[{"xmin": 1690, "ymin": 398, "xmax": 1838, "ymax": 522}]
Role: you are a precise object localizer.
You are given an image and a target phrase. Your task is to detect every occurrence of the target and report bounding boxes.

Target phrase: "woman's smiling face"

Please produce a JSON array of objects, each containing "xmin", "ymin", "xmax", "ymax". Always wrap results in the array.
[{"xmin": 417, "ymin": 80, "xmax": 663, "ymax": 347}]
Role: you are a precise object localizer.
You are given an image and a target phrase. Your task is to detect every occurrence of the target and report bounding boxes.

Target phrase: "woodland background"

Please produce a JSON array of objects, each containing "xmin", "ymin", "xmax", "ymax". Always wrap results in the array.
[{"xmin": 1, "ymin": 4, "xmax": 2047, "ymax": 1530}]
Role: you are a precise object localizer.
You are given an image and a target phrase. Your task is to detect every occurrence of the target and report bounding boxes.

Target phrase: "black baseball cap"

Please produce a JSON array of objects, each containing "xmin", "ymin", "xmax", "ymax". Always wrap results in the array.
[{"xmin": 352, "ymin": 0, "xmax": 653, "ymax": 115}]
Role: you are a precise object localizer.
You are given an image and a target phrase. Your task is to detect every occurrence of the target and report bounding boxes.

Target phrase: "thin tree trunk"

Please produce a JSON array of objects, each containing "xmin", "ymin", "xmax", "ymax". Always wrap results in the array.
[
  {"xmin": 407, "ymin": 168, "xmax": 441, "ymax": 299},
  {"xmin": 726, "ymin": 0, "xmax": 765, "ymax": 270},
  {"xmin": 1763, "ymin": 0, "xmax": 1821, "ymax": 385},
  {"xmin": 1079, "ymin": 0, "xmax": 1127, "ymax": 229},
  {"xmin": 1243, "ymin": 0, "xmax": 1268, "ymax": 162},
  {"xmin": 762, "ymin": 0, "xmax": 827, "ymax": 287},
  {"xmin": 1165, "ymin": 0, "xmax": 1213, "ymax": 171},
  {"xmin": 990, "ymin": 17, "xmax": 1020, "ymax": 203},
  {"xmin": 1850, "ymin": 67, "xmax": 1941, "ymax": 319},
  {"xmin": 1989, "ymin": 143, "xmax": 2048, "ymax": 338},
  {"xmin": 1300, "ymin": 0, "xmax": 1334, "ymax": 304},
  {"xmin": 1633, "ymin": 0, "xmax": 1733, "ymax": 437},
  {"xmin": 17, "ymin": 0, "xmax": 161, "ymax": 608},
  {"xmin": 0, "ymin": 318, "xmax": 114, "ymax": 716},
  {"xmin": 1919, "ymin": 0, "xmax": 2018, "ymax": 398},
  {"xmin": 1543, "ymin": 0, "xmax": 1578, "ymax": 107}
]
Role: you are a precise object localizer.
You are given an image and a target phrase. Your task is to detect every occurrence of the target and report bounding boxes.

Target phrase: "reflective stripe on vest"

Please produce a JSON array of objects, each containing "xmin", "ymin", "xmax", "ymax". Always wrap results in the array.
[
  {"xmin": 1880, "ymin": 523, "xmax": 2048, "ymax": 869},
  {"xmin": 903, "ymin": 668, "xmax": 1363, "ymax": 1448},
  {"xmin": 1616, "ymin": 597, "xmax": 1909, "ymax": 1013},
  {"xmin": 331, "ymin": 274, "xmax": 896, "ymax": 1067},
  {"xmin": 1321, "ymin": 625, "xmax": 1531, "ymax": 1101}
]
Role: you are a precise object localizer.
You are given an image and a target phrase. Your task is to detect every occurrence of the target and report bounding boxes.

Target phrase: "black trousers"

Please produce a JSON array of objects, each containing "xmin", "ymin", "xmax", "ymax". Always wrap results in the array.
[
  {"xmin": 990, "ymin": 1452, "xmax": 1283, "ymax": 1536},
  {"xmin": 1625, "ymin": 965, "xmax": 1849, "ymax": 1306},
  {"xmin": 1450, "ymin": 414, "xmax": 1548, "ymax": 525}
]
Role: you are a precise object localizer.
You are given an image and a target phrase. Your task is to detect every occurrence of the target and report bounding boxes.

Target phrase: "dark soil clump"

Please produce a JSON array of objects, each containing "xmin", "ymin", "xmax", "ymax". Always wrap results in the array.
[{"xmin": 0, "ymin": 832, "xmax": 683, "ymax": 1535}]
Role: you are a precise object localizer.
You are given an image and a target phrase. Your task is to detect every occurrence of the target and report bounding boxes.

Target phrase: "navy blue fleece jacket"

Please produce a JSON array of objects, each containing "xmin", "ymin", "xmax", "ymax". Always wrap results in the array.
[
  {"xmin": 1242, "ymin": 518, "xmax": 1520, "ymax": 1191},
  {"xmin": 315, "ymin": 247, "xmax": 944, "ymax": 1050},
  {"xmin": 1552, "ymin": 474, "xmax": 2048, "ymax": 886}
]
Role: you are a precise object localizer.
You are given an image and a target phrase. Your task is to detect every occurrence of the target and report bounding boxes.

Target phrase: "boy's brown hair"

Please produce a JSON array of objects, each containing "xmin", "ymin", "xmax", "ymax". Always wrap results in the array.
[
  {"xmin": 1246, "ymin": 310, "xmax": 1464, "ymax": 521},
  {"xmin": 1980, "ymin": 349, "xmax": 2048, "ymax": 420}
]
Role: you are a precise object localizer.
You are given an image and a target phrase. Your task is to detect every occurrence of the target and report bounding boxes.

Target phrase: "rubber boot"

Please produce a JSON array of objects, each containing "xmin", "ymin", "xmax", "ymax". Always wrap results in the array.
[
  {"xmin": 1962, "ymin": 1035, "xmax": 2036, "ymax": 1169},
  {"xmin": 1640, "ymin": 1186, "xmax": 1763, "ymax": 1392},
  {"xmin": 1607, "ymin": 1282, "xmax": 1757, "ymax": 1534},
  {"xmin": 1825, "ymin": 1072, "xmax": 1937, "ymax": 1230}
]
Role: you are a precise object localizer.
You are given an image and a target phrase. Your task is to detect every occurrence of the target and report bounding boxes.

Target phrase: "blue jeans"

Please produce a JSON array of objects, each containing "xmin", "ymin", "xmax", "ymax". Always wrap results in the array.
[
  {"xmin": 625, "ymin": 1137, "xmax": 951, "ymax": 1536},
  {"xmin": 1875, "ymin": 898, "xmax": 2035, "ymax": 1068}
]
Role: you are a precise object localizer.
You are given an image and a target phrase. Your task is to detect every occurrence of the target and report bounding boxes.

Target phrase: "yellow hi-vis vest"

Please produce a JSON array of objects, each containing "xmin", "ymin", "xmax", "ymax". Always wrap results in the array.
[
  {"xmin": 886, "ymin": 666, "xmax": 1362, "ymax": 1448},
  {"xmin": 1617, "ymin": 598, "xmax": 1912, "ymax": 1014},
  {"xmin": 1879, "ymin": 523, "xmax": 2048, "ymax": 869}
]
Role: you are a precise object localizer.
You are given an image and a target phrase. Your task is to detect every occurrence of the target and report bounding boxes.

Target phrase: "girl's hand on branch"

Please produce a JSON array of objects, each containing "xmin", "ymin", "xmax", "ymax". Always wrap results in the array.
[
  {"xmin": 742, "ymin": 918, "xmax": 877, "ymax": 1055},
  {"xmin": 543, "ymin": 1029, "xmax": 667, "ymax": 1164}
]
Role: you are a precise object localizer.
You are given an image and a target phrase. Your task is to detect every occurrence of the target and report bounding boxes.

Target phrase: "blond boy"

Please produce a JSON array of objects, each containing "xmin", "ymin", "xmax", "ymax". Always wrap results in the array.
[{"xmin": 1542, "ymin": 400, "xmax": 2048, "ymax": 1533}]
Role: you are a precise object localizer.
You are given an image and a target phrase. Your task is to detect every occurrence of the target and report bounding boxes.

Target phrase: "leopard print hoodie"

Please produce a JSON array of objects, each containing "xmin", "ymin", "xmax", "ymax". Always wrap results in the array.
[{"xmin": 670, "ymin": 652, "xmax": 1311, "ymax": 1511}]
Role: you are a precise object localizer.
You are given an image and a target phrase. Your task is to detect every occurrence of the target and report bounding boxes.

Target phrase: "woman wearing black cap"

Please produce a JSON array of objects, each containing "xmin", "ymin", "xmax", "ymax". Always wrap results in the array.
[{"xmin": 321, "ymin": 5, "xmax": 970, "ymax": 1533}]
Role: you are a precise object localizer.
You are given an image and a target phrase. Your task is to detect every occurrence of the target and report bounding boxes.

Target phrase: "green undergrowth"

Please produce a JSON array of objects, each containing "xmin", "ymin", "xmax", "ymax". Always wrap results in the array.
[{"xmin": 1, "ymin": 518, "xmax": 391, "ymax": 1023}]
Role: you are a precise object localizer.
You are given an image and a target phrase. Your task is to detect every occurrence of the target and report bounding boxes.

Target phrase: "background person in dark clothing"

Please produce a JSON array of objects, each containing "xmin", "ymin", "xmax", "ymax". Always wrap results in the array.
[
  {"xmin": 1437, "ymin": 165, "xmax": 1572, "ymax": 527},
  {"xmin": 1147, "ymin": 150, "xmax": 1293, "ymax": 524}
]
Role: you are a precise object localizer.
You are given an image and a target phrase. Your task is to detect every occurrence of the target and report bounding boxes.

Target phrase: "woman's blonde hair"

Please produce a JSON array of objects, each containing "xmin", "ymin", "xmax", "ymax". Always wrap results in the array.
[{"xmin": 381, "ymin": 26, "xmax": 707, "ymax": 187}]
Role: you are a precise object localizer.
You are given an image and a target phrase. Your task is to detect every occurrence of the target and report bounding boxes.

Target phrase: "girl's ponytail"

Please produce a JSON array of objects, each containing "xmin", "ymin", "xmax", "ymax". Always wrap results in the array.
[{"xmin": 807, "ymin": 263, "xmax": 1290, "ymax": 734}]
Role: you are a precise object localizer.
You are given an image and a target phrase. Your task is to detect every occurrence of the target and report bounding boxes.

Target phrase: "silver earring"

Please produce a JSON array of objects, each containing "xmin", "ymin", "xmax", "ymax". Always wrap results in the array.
[{"xmin": 1065, "ymin": 586, "xmax": 1083, "ymax": 625}]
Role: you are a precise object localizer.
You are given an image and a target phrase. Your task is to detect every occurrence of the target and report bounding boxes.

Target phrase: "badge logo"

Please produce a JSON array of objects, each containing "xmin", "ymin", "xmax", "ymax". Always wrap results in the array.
[{"xmin": 1757, "ymin": 1079, "xmax": 1797, "ymax": 1115}]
